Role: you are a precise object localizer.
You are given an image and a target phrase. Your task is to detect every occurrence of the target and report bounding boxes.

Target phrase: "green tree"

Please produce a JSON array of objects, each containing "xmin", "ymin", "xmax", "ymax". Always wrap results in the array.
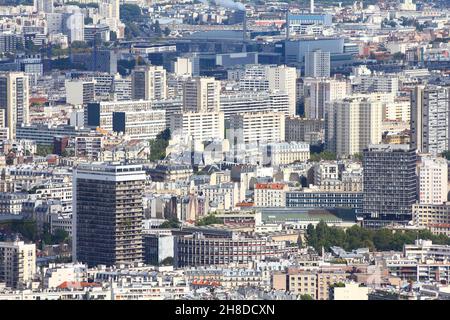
[
  {"xmin": 310, "ymin": 151, "xmax": 337, "ymax": 162},
  {"xmin": 36, "ymin": 144, "xmax": 54, "ymax": 156},
  {"xmin": 300, "ymin": 294, "xmax": 313, "ymax": 300},
  {"xmin": 441, "ymin": 150, "xmax": 450, "ymax": 160},
  {"xmin": 159, "ymin": 217, "xmax": 180, "ymax": 229},
  {"xmin": 196, "ymin": 214, "xmax": 223, "ymax": 226},
  {"xmin": 149, "ymin": 129, "xmax": 171, "ymax": 161},
  {"xmin": 160, "ymin": 256, "xmax": 174, "ymax": 266},
  {"xmin": 120, "ymin": 4, "xmax": 143, "ymax": 23},
  {"xmin": 163, "ymin": 27, "xmax": 171, "ymax": 37}
]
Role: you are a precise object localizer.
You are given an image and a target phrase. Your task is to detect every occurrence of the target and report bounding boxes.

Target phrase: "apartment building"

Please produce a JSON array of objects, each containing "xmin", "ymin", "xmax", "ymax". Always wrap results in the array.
[
  {"xmin": 170, "ymin": 111, "xmax": 225, "ymax": 142},
  {"xmin": 0, "ymin": 241, "xmax": 36, "ymax": 289},
  {"xmin": 229, "ymin": 111, "xmax": 285, "ymax": 145},
  {"xmin": 254, "ymin": 183, "xmax": 288, "ymax": 208}
]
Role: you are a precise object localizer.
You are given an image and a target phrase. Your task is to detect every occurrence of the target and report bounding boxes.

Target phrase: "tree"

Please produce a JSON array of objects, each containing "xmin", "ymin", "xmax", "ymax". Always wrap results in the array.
[
  {"xmin": 36, "ymin": 144, "xmax": 54, "ymax": 156},
  {"xmin": 441, "ymin": 150, "xmax": 450, "ymax": 160},
  {"xmin": 160, "ymin": 256, "xmax": 174, "ymax": 266},
  {"xmin": 310, "ymin": 151, "xmax": 337, "ymax": 162},
  {"xmin": 159, "ymin": 217, "xmax": 180, "ymax": 229},
  {"xmin": 163, "ymin": 27, "xmax": 171, "ymax": 37},
  {"xmin": 196, "ymin": 214, "xmax": 223, "ymax": 226},
  {"xmin": 300, "ymin": 294, "xmax": 313, "ymax": 300},
  {"xmin": 151, "ymin": 20, "xmax": 162, "ymax": 37},
  {"xmin": 119, "ymin": 4, "xmax": 143, "ymax": 23},
  {"xmin": 353, "ymin": 153, "xmax": 363, "ymax": 161},
  {"xmin": 149, "ymin": 129, "xmax": 171, "ymax": 161}
]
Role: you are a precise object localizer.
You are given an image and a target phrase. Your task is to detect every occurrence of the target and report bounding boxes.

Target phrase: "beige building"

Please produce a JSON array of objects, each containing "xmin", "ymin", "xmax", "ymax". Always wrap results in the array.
[
  {"xmin": 183, "ymin": 77, "xmax": 221, "ymax": 113},
  {"xmin": 326, "ymin": 95, "xmax": 383, "ymax": 157},
  {"xmin": 0, "ymin": 72, "xmax": 30, "ymax": 140},
  {"xmin": 331, "ymin": 282, "xmax": 369, "ymax": 300},
  {"xmin": 0, "ymin": 240, "xmax": 36, "ymax": 289},
  {"xmin": 254, "ymin": 183, "xmax": 288, "ymax": 207},
  {"xmin": 170, "ymin": 111, "xmax": 225, "ymax": 142},
  {"xmin": 418, "ymin": 156, "xmax": 448, "ymax": 205},
  {"xmin": 383, "ymin": 98, "xmax": 410, "ymax": 122},
  {"xmin": 230, "ymin": 111, "xmax": 285, "ymax": 145},
  {"xmin": 131, "ymin": 65, "xmax": 167, "ymax": 100},
  {"xmin": 264, "ymin": 141, "xmax": 310, "ymax": 166},
  {"xmin": 277, "ymin": 269, "xmax": 347, "ymax": 300},
  {"xmin": 285, "ymin": 116, "xmax": 324, "ymax": 143},
  {"xmin": 413, "ymin": 203, "xmax": 450, "ymax": 236},
  {"xmin": 173, "ymin": 57, "xmax": 193, "ymax": 76},
  {"xmin": 65, "ymin": 78, "xmax": 95, "ymax": 106}
]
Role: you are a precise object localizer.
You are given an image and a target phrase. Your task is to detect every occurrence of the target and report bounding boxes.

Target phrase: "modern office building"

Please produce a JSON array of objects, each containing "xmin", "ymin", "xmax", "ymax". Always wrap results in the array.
[
  {"xmin": 411, "ymin": 85, "xmax": 450, "ymax": 155},
  {"xmin": 287, "ymin": 13, "xmax": 333, "ymax": 35},
  {"xmin": 174, "ymin": 232, "xmax": 287, "ymax": 267},
  {"xmin": 0, "ymin": 240, "xmax": 36, "ymax": 289},
  {"xmin": 286, "ymin": 191, "xmax": 363, "ymax": 212},
  {"xmin": 131, "ymin": 65, "xmax": 167, "ymax": 101},
  {"xmin": 112, "ymin": 109, "xmax": 166, "ymax": 140},
  {"xmin": 16, "ymin": 124, "xmax": 92, "ymax": 145},
  {"xmin": 72, "ymin": 163, "xmax": 146, "ymax": 267},
  {"xmin": 0, "ymin": 72, "xmax": 29, "ymax": 140},
  {"xmin": 284, "ymin": 38, "xmax": 344, "ymax": 65},
  {"xmin": 86, "ymin": 100, "xmax": 155, "ymax": 131},
  {"xmin": 362, "ymin": 144, "xmax": 417, "ymax": 228}
]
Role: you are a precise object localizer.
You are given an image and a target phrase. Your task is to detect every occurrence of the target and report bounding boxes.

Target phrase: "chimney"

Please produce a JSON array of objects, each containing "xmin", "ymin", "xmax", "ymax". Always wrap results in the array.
[
  {"xmin": 286, "ymin": 10, "xmax": 290, "ymax": 40},
  {"xmin": 243, "ymin": 9, "xmax": 247, "ymax": 43}
]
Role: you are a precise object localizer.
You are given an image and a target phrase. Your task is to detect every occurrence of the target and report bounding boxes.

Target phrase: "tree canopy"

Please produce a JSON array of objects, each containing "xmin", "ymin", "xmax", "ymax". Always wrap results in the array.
[
  {"xmin": 196, "ymin": 214, "xmax": 223, "ymax": 226},
  {"xmin": 306, "ymin": 220, "xmax": 450, "ymax": 253}
]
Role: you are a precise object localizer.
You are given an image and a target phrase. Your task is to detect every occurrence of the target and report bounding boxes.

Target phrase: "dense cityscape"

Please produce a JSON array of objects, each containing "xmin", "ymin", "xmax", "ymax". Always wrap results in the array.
[{"xmin": 0, "ymin": 0, "xmax": 449, "ymax": 303}]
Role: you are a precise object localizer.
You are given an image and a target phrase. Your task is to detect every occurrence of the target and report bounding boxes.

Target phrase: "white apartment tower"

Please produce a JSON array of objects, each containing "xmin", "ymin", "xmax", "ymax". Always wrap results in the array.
[
  {"xmin": 266, "ymin": 65, "xmax": 297, "ymax": 116},
  {"xmin": 229, "ymin": 111, "xmax": 286, "ymax": 145},
  {"xmin": 418, "ymin": 156, "xmax": 448, "ymax": 205},
  {"xmin": 0, "ymin": 72, "xmax": 29, "ymax": 140},
  {"xmin": 303, "ymin": 77, "xmax": 349, "ymax": 120},
  {"xmin": 131, "ymin": 65, "xmax": 167, "ymax": 101},
  {"xmin": 170, "ymin": 111, "xmax": 225, "ymax": 142},
  {"xmin": 0, "ymin": 240, "xmax": 36, "ymax": 289},
  {"xmin": 411, "ymin": 85, "xmax": 450, "ymax": 155},
  {"xmin": 183, "ymin": 77, "xmax": 221, "ymax": 113},
  {"xmin": 326, "ymin": 96, "xmax": 383, "ymax": 157}
]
